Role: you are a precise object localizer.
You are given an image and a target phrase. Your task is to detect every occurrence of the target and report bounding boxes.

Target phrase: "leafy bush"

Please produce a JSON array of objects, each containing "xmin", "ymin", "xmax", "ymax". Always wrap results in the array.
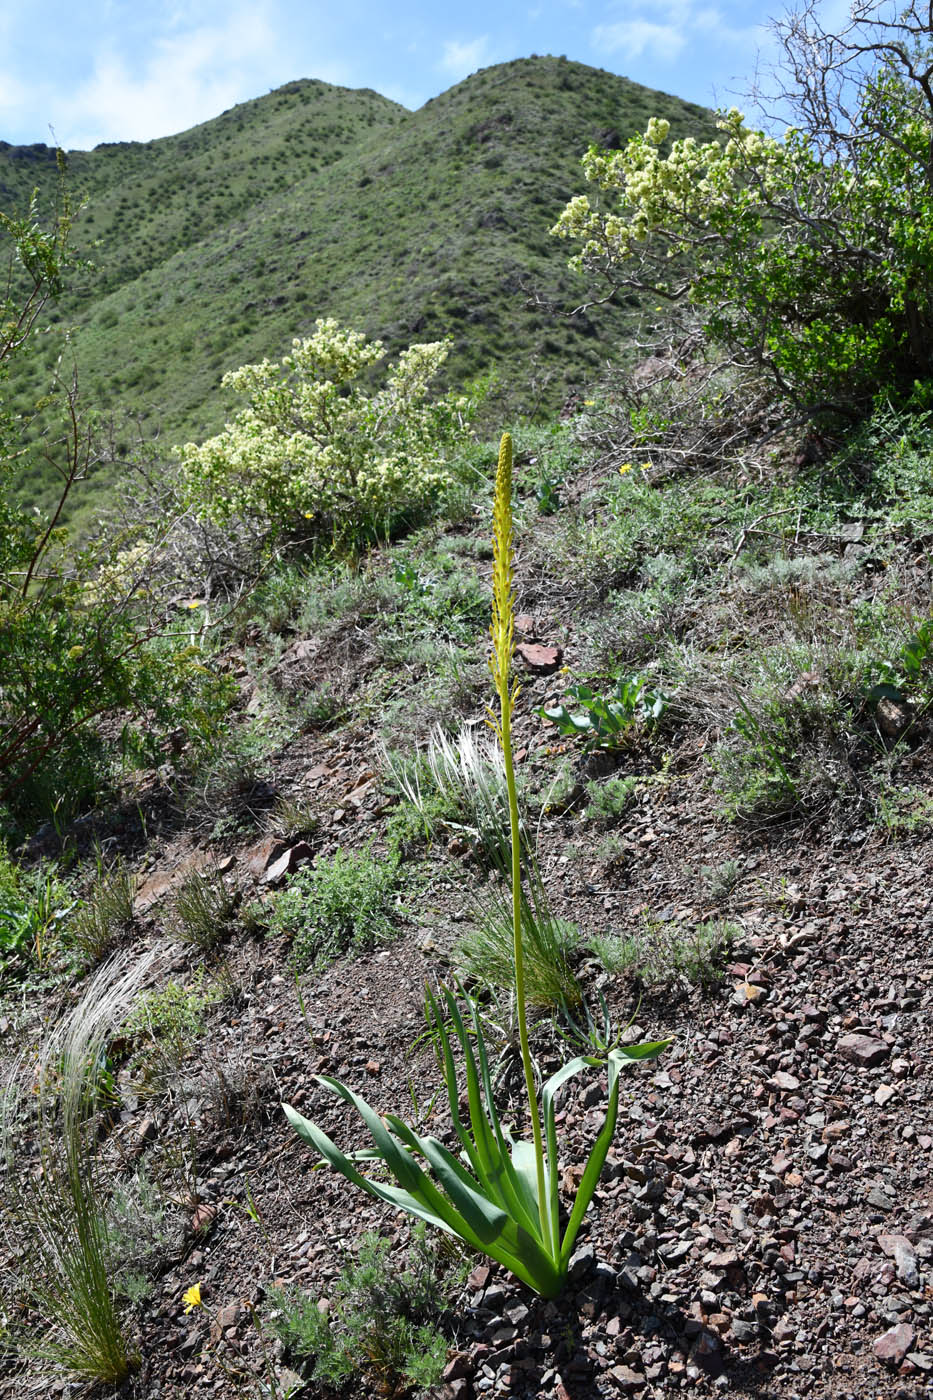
[
  {"xmin": 554, "ymin": 47, "xmax": 933, "ymax": 416},
  {"xmin": 268, "ymin": 846, "xmax": 401, "ymax": 972},
  {"xmin": 584, "ymin": 773, "xmax": 640, "ymax": 824},
  {"xmin": 0, "ymin": 184, "xmax": 235, "ymax": 831},
  {"xmin": 180, "ymin": 318, "xmax": 479, "ymax": 547}
]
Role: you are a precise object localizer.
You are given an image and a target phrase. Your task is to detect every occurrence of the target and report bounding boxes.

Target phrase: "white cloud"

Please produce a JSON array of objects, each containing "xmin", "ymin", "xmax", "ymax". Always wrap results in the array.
[
  {"xmin": 438, "ymin": 36, "xmax": 491, "ymax": 79},
  {"xmin": 592, "ymin": 0, "xmax": 765, "ymax": 68},
  {"xmin": 7, "ymin": 4, "xmax": 338, "ymax": 151},
  {"xmin": 592, "ymin": 19, "xmax": 686, "ymax": 62}
]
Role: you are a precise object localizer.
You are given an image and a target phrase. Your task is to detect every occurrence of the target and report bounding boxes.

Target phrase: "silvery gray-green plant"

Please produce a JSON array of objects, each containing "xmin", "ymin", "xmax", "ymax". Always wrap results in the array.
[
  {"xmin": 284, "ymin": 433, "xmax": 670, "ymax": 1297},
  {"xmin": 382, "ymin": 720, "xmax": 513, "ymax": 862}
]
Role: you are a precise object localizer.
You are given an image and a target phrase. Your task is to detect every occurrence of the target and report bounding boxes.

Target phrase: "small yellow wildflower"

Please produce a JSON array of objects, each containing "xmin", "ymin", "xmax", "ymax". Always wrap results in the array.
[
  {"xmin": 183, "ymin": 1284, "xmax": 202, "ymax": 1313},
  {"xmin": 618, "ymin": 463, "xmax": 633, "ymax": 475},
  {"xmin": 640, "ymin": 462, "xmax": 651, "ymax": 471},
  {"xmin": 184, "ymin": 600, "xmax": 204, "ymax": 610},
  {"xmin": 583, "ymin": 399, "xmax": 596, "ymax": 406},
  {"xmin": 303, "ymin": 511, "xmax": 314, "ymax": 518}
]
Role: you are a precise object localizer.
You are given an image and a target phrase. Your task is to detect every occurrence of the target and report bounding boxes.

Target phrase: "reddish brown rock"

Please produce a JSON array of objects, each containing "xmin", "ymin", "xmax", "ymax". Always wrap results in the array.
[
  {"xmin": 515, "ymin": 641, "xmax": 563, "ymax": 673},
  {"xmin": 837, "ymin": 1033, "xmax": 889, "ymax": 1067},
  {"xmin": 874, "ymin": 1323, "xmax": 914, "ymax": 1368},
  {"xmin": 265, "ymin": 841, "xmax": 315, "ymax": 885},
  {"xmin": 245, "ymin": 835, "xmax": 289, "ymax": 879},
  {"xmin": 133, "ymin": 870, "xmax": 174, "ymax": 912}
]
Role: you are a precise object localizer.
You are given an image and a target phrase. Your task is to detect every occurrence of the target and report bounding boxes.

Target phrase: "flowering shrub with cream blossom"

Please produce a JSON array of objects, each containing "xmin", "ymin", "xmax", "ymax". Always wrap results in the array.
[
  {"xmin": 553, "ymin": 72, "xmax": 933, "ymax": 417},
  {"xmin": 180, "ymin": 319, "xmax": 476, "ymax": 545}
]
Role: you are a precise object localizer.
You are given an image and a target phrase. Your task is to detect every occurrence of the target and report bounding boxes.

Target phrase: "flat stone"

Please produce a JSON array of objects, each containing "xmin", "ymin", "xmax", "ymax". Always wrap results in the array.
[
  {"xmin": 245, "ymin": 835, "xmax": 289, "ymax": 879},
  {"xmin": 874, "ymin": 1322, "xmax": 914, "ymax": 1367},
  {"xmin": 215, "ymin": 1301, "xmax": 241, "ymax": 1331},
  {"xmin": 133, "ymin": 869, "xmax": 174, "ymax": 912},
  {"xmin": 867, "ymin": 1185, "xmax": 896, "ymax": 1212},
  {"xmin": 837, "ymin": 1033, "xmax": 888, "ymax": 1067},
  {"xmin": 264, "ymin": 840, "xmax": 315, "ymax": 885},
  {"xmin": 608, "ymin": 1365, "xmax": 645, "ymax": 1392},
  {"xmin": 515, "ymin": 641, "xmax": 563, "ymax": 673}
]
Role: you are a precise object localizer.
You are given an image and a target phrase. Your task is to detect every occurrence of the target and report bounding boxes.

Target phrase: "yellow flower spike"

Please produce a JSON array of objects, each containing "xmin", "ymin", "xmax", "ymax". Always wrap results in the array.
[
  {"xmin": 490, "ymin": 432, "xmax": 515, "ymax": 711},
  {"xmin": 182, "ymin": 1284, "xmax": 202, "ymax": 1313},
  {"xmin": 489, "ymin": 430, "xmax": 551, "ymax": 1257}
]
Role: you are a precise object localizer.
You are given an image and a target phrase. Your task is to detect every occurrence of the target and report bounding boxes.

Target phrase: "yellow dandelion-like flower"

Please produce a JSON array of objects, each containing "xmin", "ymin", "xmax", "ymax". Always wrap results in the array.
[
  {"xmin": 185, "ymin": 600, "xmax": 204, "ymax": 610},
  {"xmin": 618, "ymin": 463, "xmax": 633, "ymax": 476},
  {"xmin": 640, "ymin": 462, "xmax": 651, "ymax": 471},
  {"xmin": 183, "ymin": 1284, "xmax": 202, "ymax": 1313}
]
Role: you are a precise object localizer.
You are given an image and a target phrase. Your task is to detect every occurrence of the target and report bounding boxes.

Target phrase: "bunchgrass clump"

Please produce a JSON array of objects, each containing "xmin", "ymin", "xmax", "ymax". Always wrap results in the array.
[
  {"xmin": 68, "ymin": 851, "xmax": 136, "ymax": 965},
  {"xmin": 383, "ymin": 721, "xmax": 513, "ymax": 864},
  {"xmin": 173, "ymin": 868, "xmax": 238, "ymax": 950},
  {"xmin": 457, "ymin": 877, "xmax": 581, "ymax": 1011},
  {"xmin": 268, "ymin": 846, "xmax": 401, "ymax": 973},
  {"xmin": 1, "ymin": 951, "xmax": 158, "ymax": 1383}
]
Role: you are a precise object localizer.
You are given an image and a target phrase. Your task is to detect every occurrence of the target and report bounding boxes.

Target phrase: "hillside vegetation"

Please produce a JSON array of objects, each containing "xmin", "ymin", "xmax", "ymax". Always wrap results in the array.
[
  {"xmin": 2, "ymin": 13, "xmax": 933, "ymax": 1398},
  {"xmin": 2, "ymin": 57, "xmax": 712, "ymax": 509}
]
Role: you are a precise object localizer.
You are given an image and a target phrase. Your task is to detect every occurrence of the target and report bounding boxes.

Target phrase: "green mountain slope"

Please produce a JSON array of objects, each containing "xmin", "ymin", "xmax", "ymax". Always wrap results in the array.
[{"xmin": 2, "ymin": 57, "xmax": 712, "ymax": 505}]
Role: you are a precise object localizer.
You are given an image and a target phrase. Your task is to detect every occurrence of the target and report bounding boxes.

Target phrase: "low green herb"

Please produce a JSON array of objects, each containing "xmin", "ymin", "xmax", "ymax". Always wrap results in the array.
[
  {"xmin": 539, "ymin": 675, "xmax": 666, "ymax": 750},
  {"xmin": 270, "ymin": 847, "xmax": 401, "ymax": 973},
  {"xmin": 271, "ymin": 1227, "xmax": 457, "ymax": 1395}
]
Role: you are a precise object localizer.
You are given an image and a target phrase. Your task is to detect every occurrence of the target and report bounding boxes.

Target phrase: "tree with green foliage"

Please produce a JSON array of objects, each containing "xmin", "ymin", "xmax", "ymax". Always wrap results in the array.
[
  {"xmin": 0, "ymin": 176, "xmax": 231, "ymax": 828},
  {"xmin": 553, "ymin": 1, "xmax": 933, "ymax": 419},
  {"xmin": 179, "ymin": 318, "xmax": 478, "ymax": 547}
]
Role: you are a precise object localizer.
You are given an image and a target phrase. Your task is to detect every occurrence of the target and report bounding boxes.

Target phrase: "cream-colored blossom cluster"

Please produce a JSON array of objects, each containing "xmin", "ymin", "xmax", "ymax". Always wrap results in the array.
[
  {"xmin": 179, "ymin": 318, "xmax": 465, "ymax": 537},
  {"xmin": 551, "ymin": 110, "xmax": 790, "ymax": 272}
]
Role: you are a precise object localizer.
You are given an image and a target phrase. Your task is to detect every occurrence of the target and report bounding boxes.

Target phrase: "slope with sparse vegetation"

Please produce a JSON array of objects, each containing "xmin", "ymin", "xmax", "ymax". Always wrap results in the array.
[{"xmin": 2, "ymin": 13, "xmax": 933, "ymax": 1397}]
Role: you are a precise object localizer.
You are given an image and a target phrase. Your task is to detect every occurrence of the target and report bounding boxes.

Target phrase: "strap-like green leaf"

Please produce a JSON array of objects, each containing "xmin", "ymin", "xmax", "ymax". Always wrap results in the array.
[
  {"xmin": 558, "ymin": 1065, "xmax": 621, "ymax": 1264},
  {"xmin": 613, "ymin": 1039, "xmax": 673, "ymax": 1062}
]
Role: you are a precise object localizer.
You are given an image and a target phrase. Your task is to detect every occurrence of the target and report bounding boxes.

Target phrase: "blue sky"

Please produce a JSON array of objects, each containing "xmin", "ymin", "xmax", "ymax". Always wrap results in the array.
[{"xmin": 1, "ymin": 0, "xmax": 782, "ymax": 152}]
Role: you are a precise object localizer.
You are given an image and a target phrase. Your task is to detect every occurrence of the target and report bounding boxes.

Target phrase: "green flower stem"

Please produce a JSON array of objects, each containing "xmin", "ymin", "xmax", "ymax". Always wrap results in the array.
[{"xmin": 490, "ymin": 432, "xmax": 552, "ymax": 1257}]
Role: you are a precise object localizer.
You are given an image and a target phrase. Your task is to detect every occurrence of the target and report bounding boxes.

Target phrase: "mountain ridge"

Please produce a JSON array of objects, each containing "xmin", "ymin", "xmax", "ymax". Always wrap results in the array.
[{"xmin": 2, "ymin": 57, "xmax": 715, "ymax": 507}]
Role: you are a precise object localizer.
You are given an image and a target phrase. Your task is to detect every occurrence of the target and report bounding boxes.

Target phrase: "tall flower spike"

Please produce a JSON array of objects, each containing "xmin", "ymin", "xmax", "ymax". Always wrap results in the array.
[{"xmin": 490, "ymin": 433, "xmax": 517, "ymax": 717}]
